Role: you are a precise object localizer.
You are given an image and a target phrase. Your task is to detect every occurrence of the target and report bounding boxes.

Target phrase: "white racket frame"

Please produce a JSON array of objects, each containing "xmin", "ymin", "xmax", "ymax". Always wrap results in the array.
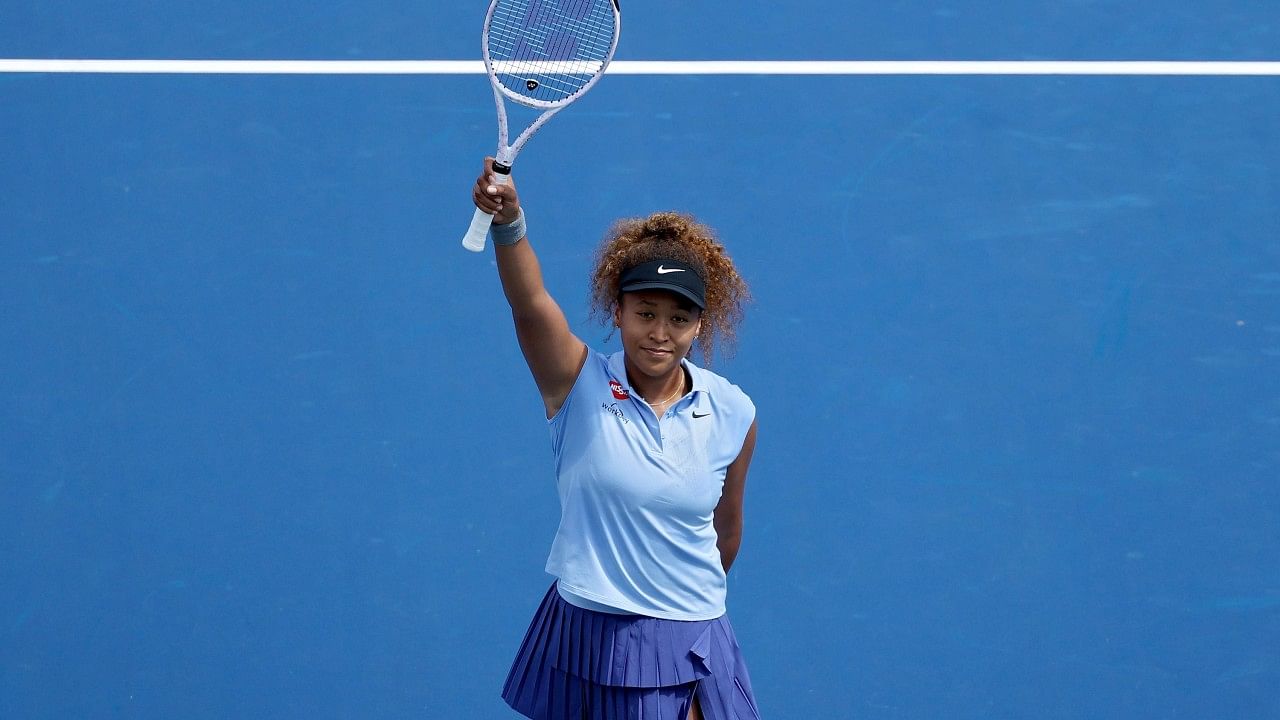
[{"xmin": 462, "ymin": 0, "xmax": 622, "ymax": 252}]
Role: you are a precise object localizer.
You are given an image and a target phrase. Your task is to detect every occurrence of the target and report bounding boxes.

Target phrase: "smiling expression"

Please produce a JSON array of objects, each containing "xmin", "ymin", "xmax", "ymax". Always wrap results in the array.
[{"xmin": 615, "ymin": 290, "xmax": 703, "ymax": 383}]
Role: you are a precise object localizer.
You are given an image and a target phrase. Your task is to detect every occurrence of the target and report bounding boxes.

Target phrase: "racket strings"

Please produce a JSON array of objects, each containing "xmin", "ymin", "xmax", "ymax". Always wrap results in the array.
[{"xmin": 488, "ymin": 0, "xmax": 617, "ymax": 104}]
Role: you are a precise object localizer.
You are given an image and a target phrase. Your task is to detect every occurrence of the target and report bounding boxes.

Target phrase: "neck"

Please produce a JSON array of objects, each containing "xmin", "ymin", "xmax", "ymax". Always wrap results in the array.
[{"xmin": 625, "ymin": 361, "xmax": 686, "ymax": 405}]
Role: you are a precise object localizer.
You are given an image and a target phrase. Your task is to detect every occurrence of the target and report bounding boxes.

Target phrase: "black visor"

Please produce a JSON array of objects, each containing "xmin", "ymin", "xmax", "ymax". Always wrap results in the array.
[{"xmin": 618, "ymin": 259, "xmax": 706, "ymax": 310}]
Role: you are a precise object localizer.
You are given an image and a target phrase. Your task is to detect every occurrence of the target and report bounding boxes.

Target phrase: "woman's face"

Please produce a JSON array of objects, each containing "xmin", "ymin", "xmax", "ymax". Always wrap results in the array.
[{"xmin": 615, "ymin": 290, "xmax": 702, "ymax": 380}]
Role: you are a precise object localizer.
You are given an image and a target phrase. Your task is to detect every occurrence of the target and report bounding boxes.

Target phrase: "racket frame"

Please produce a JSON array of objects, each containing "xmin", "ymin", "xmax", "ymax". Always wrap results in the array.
[{"xmin": 462, "ymin": 0, "xmax": 621, "ymax": 252}]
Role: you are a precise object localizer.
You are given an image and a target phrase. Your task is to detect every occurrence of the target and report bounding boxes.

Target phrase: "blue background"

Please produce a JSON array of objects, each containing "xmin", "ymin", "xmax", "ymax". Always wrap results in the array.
[{"xmin": 2, "ymin": 2, "xmax": 1278, "ymax": 718}]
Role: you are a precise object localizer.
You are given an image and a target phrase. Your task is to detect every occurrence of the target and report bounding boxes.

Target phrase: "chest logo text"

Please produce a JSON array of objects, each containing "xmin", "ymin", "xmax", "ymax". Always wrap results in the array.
[{"xmin": 601, "ymin": 402, "xmax": 629, "ymax": 425}]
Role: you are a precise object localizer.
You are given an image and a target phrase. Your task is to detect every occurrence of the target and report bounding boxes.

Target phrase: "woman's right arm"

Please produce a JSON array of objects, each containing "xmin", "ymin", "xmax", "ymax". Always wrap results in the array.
[{"xmin": 472, "ymin": 157, "xmax": 587, "ymax": 418}]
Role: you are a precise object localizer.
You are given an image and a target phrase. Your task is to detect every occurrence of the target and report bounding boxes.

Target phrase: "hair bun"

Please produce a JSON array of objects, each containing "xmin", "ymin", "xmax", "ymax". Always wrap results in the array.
[{"xmin": 640, "ymin": 212, "xmax": 689, "ymax": 242}]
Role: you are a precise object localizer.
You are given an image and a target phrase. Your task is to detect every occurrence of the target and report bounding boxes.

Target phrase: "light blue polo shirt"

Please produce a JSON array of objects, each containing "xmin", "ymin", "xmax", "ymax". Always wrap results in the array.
[{"xmin": 544, "ymin": 348, "xmax": 756, "ymax": 621}]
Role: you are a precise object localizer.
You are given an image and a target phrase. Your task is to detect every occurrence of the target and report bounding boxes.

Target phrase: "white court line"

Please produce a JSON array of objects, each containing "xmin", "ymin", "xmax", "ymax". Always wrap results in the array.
[{"xmin": 0, "ymin": 59, "xmax": 1279, "ymax": 75}]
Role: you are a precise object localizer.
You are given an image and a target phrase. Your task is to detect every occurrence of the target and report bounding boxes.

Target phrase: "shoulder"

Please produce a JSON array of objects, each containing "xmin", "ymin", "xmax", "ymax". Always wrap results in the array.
[
  {"xmin": 688, "ymin": 362, "xmax": 755, "ymax": 420},
  {"xmin": 582, "ymin": 346, "xmax": 608, "ymax": 370},
  {"xmin": 550, "ymin": 347, "xmax": 612, "ymax": 424}
]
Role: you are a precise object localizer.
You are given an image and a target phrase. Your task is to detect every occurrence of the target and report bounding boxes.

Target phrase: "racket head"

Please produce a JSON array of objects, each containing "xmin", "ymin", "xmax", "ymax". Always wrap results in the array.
[{"xmin": 482, "ymin": 0, "xmax": 621, "ymax": 110}]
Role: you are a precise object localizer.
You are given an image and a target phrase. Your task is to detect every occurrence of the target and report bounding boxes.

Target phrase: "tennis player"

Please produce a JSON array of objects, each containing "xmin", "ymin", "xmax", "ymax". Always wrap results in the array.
[{"xmin": 471, "ymin": 157, "xmax": 762, "ymax": 720}]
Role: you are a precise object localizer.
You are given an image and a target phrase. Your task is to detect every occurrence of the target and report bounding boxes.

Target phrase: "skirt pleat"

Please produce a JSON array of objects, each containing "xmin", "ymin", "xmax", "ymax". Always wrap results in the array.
[
  {"xmin": 504, "ymin": 587, "xmax": 561, "ymax": 717},
  {"xmin": 502, "ymin": 582, "xmax": 761, "ymax": 720}
]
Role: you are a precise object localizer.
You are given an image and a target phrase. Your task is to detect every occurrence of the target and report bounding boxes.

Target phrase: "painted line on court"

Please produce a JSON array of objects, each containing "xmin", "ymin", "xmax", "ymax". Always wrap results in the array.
[{"xmin": 1, "ymin": 59, "xmax": 1279, "ymax": 76}]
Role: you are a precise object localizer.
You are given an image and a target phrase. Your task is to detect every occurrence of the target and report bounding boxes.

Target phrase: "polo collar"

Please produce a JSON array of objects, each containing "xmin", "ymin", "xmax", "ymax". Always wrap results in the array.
[{"xmin": 607, "ymin": 350, "xmax": 709, "ymax": 408}]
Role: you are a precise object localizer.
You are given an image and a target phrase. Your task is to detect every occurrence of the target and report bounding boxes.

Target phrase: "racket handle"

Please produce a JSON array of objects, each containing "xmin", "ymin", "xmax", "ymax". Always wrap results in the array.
[{"xmin": 461, "ymin": 172, "xmax": 511, "ymax": 252}]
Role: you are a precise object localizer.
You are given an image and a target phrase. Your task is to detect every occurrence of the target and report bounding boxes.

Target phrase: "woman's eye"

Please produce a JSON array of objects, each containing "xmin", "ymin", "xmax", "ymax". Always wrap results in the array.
[{"xmin": 672, "ymin": 316, "xmax": 688, "ymax": 324}]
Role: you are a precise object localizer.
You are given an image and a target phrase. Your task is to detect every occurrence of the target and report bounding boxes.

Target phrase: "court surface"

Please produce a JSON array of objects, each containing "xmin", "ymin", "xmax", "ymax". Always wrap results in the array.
[{"xmin": 2, "ymin": 3, "xmax": 1278, "ymax": 718}]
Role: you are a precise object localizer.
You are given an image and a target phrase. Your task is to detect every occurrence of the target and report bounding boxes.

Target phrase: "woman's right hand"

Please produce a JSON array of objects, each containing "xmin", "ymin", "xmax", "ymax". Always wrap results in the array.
[{"xmin": 472, "ymin": 157, "xmax": 522, "ymax": 225}]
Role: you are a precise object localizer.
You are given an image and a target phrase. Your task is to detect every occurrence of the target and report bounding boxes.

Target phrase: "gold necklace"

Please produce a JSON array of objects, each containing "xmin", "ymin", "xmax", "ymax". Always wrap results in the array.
[{"xmin": 643, "ymin": 379, "xmax": 684, "ymax": 407}]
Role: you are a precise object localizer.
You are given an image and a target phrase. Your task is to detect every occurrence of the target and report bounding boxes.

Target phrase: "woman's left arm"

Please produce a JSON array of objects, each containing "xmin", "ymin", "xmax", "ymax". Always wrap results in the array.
[{"xmin": 714, "ymin": 419, "xmax": 758, "ymax": 573}]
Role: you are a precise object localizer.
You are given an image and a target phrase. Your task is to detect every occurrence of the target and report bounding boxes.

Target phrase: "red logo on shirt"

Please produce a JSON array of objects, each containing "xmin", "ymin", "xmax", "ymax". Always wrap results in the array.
[{"xmin": 609, "ymin": 380, "xmax": 629, "ymax": 400}]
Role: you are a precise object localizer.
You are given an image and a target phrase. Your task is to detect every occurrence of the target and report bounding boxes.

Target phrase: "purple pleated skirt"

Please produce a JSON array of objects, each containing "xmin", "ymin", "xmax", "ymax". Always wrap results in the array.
[{"xmin": 502, "ymin": 582, "xmax": 762, "ymax": 720}]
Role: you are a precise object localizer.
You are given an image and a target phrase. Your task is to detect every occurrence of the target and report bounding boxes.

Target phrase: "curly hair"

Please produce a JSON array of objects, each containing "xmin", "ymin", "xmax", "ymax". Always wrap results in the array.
[{"xmin": 589, "ymin": 211, "xmax": 750, "ymax": 365}]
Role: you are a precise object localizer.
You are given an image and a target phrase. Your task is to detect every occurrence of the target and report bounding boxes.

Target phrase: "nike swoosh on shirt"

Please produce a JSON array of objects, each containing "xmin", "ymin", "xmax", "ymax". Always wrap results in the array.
[
  {"xmin": 656, "ymin": 265, "xmax": 685, "ymax": 274},
  {"xmin": 692, "ymin": 411, "xmax": 711, "ymax": 418}
]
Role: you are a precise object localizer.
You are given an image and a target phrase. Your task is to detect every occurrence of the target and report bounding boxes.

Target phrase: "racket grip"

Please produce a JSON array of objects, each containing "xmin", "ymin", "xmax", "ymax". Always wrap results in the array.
[{"xmin": 461, "ymin": 173, "xmax": 511, "ymax": 252}]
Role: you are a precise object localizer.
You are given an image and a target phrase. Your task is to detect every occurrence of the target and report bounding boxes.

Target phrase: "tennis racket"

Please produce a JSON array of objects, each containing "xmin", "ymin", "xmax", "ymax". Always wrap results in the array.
[{"xmin": 461, "ymin": 0, "xmax": 622, "ymax": 252}]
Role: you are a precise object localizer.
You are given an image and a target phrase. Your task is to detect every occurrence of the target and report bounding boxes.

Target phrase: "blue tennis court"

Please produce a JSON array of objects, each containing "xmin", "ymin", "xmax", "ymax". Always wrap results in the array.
[{"xmin": 2, "ymin": 3, "xmax": 1278, "ymax": 718}]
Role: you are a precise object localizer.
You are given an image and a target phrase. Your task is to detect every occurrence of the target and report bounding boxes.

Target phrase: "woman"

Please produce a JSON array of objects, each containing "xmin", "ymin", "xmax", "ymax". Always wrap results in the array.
[{"xmin": 471, "ymin": 158, "xmax": 761, "ymax": 720}]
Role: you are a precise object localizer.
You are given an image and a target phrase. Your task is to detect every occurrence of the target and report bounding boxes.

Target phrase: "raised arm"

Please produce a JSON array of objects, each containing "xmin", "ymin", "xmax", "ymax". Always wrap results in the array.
[{"xmin": 472, "ymin": 158, "xmax": 587, "ymax": 418}]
